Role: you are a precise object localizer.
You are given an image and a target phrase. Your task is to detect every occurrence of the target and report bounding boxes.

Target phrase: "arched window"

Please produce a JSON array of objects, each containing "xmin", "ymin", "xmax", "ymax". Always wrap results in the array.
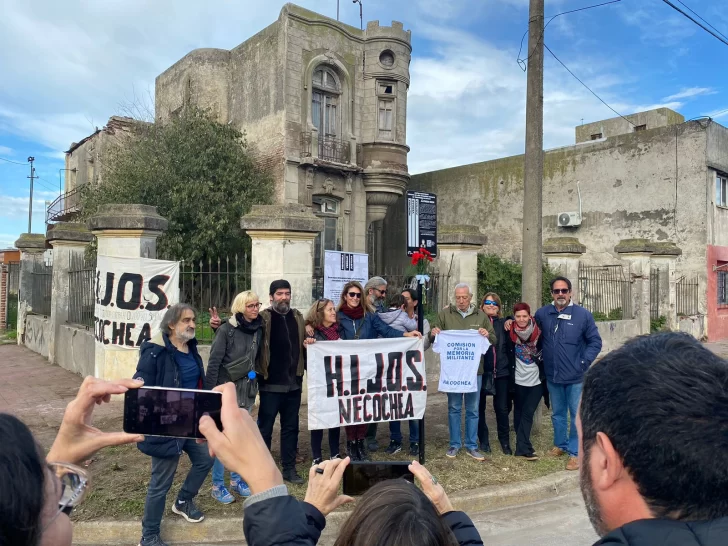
[{"xmin": 312, "ymin": 67, "xmax": 341, "ymax": 137}]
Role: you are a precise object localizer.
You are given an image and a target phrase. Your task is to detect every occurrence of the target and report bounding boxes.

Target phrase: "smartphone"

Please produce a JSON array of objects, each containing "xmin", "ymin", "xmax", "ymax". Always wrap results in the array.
[
  {"xmin": 343, "ymin": 461, "xmax": 414, "ymax": 496},
  {"xmin": 123, "ymin": 386, "xmax": 223, "ymax": 440}
]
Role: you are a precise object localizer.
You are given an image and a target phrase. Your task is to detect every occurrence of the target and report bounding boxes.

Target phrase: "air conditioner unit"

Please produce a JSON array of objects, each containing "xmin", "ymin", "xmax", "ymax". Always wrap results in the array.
[{"xmin": 558, "ymin": 212, "xmax": 582, "ymax": 227}]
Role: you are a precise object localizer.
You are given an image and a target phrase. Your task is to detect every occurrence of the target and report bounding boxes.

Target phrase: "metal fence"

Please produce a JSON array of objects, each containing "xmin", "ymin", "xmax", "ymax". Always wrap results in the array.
[
  {"xmin": 650, "ymin": 266, "xmax": 661, "ymax": 321},
  {"xmin": 30, "ymin": 259, "xmax": 52, "ymax": 316},
  {"xmin": 5, "ymin": 262, "xmax": 20, "ymax": 329},
  {"xmin": 578, "ymin": 263, "xmax": 632, "ymax": 320},
  {"xmin": 676, "ymin": 275, "xmax": 700, "ymax": 316},
  {"xmin": 68, "ymin": 253, "xmax": 96, "ymax": 328},
  {"xmin": 300, "ymin": 132, "xmax": 351, "ymax": 164}
]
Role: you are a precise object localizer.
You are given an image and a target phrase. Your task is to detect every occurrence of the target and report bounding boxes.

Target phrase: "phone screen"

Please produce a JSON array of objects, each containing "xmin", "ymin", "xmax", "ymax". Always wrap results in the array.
[
  {"xmin": 343, "ymin": 462, "xmax": 414, "ymax": 496},
  {"xmin": 123, "ymin": 386, "xmax": 222, "ymax": 439}
]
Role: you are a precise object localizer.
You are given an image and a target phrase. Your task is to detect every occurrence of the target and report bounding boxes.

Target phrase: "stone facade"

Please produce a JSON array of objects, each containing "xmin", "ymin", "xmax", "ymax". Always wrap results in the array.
[{"xmin": 155, "ymin": 3, "xmax": 412, "ymax": 274}]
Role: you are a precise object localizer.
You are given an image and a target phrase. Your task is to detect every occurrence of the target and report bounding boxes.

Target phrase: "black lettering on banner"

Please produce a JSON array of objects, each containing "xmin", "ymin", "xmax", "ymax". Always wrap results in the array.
[
  {"xmin": 349, "ymin": 354, "xmax": 361, "ymax": 395},
  {"xmin": 102, "ymin": 320, "xmax": 111, "ymax": 345},
  {"xmin": 405, "ymin": 350, "xmax": 425, "ymax": 392},
  {"xmin": 353, "ymin": 397, "xmax": 363, "ymax": 422},
  {"xmin": 125, "ymin": 323, "xmax": 136, "ymax": 347},
  {"xmin": 386, "ymin": 352, "xmax": 403, "ymax": 392},
  {"xmin": 116, "ymin": 273, "xmax": 143, "ymax": 311},
  {"xmin": 325, "ymin": 356, "xmax": 345, "ymax": 397},
  {"xmin": 112, "ymin": 322, "xmax": 125, "ymax": 345},
  {"xmin": 363, "ymin": 395, "xmax": 372, "ymax": 422},
  {"xmin": 382, "ymin": 391, "xmax": 390, "ymax": 420},
  {"xmin": 372, "ymin": 394, "xmax": 381, "ymax": 420},
  {"xmin": 99, "ymin": 272, "xmax": 115, "ymax": 306},
  {"xmin": 403, "ymin": 393, "xmax": 414, "ymax": 419},
  {"xmin": 136, "ymin": 323, "xmax": 152, "ymax": 346},
  {"xmin": 339, "ymin": 399, "xmax": 351, "ymax": 424},
  {"xmin": 367, "ymin": 354, "xmax": 385, "ymax": 393},
  {"xmin": 145, "ymin": 274, "xmax": 170, "ymax": 311}
]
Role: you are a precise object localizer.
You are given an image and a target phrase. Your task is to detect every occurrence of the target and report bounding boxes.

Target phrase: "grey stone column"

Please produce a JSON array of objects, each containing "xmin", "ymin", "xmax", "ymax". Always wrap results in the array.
[
  {"xmin": 615, "ymin": 239, "xmax": 655, "ymax": 335},
  {"xmin": 46, "ymin": 222, "xmax": 93, "ymax": 365},
  {"xmin": 14, "ymin": 233, "xmax": 47, "ymax": 343},
  {"xmin": 437, "ymin": 225, "xmax": 487, "ymax": 302},
  {"xmin": 651, "ymin": 242, "xmax": 682, "ymax": 331},
  {"xmin": 543, "ymin": 237, "xmax": 586, "ymax": 303}
]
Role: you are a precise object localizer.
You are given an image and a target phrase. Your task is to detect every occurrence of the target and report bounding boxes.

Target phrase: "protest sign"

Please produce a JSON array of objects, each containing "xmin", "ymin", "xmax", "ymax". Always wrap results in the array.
[
  {"xmin": 94, "ymin": 256, "xmax": 179, "ymax": 349},
  {"xmin": 324, "ymin": 250, "xmax": 368, "ymax": 302},
  {"xmin": 307, "ymin": 337, "xmax": 427, "ymax": 430}
]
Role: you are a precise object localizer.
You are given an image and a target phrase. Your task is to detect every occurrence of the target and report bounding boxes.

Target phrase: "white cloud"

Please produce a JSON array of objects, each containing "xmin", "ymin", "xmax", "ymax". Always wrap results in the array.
[
  {"xmin": 663, "ymin": 87, "xmax": 717, "ymax": 101},
  {"xmin": 0, "ymin": 145, "xmax": 13, "ymax": 156},
  {"xmin": 0, "ymin": 233, "xmax": 21, "ymax": 249}
]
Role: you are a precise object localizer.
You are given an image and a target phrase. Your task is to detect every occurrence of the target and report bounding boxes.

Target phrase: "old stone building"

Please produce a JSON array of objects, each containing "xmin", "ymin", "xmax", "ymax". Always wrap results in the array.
[{"xmin": 155, "ymin": 3, "xmax": 412, "ymax": 274}]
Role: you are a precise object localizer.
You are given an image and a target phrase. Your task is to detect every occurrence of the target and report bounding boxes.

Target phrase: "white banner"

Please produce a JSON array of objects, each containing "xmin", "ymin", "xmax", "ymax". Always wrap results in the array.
[
  {"xmin": 307, "ymin": 337, "xmax": 427, "ymax": 430},
  {"xmin": 94, "ymin": 256, "xmax": 180, "ymax": 349},
  {"xmin": 324, "ymin": 251, "xmax": 368, "ymax": 303},
  {"xmin": 433, "ymin": 330, "xmax": 491, "ymax": 393}
]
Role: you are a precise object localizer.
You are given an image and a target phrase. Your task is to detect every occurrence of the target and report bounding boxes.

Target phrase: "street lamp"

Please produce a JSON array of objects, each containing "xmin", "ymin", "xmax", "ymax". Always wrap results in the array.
[{"xmin": 353, "ymin": 0, "xmax": 363, "ymax": 30}]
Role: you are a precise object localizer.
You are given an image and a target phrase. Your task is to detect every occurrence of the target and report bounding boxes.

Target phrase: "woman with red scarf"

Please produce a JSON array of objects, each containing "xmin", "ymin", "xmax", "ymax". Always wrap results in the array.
[{"xmin": 509, "ymin": 302, "xmax": 543, "ymax": 461}]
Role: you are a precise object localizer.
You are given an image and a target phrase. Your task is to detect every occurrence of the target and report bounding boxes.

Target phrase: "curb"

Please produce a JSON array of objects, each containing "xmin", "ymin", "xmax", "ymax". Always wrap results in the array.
[{"xmin": 72, "ymin": 471, "xmax": 579, "ymax": 545}]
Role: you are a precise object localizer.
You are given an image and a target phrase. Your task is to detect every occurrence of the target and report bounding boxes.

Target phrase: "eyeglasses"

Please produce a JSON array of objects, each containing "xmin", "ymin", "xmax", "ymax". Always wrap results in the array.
[
  {"xmin": 43, "ymin": 462, "xmax": 89, "ymax": 530},
  {"xmin": 347, "ymin": 292, "xmax": 362, "ymax": 298},
  {"xmin": 482, "ymin": 300, "xmax": 499, "ymax": 307},
  {"xmin": 246, "ymin": 302, "xmax": 262, "ymax": 309},
  {"xmin": 552, "ymin": 288, "xmax": 570, "ymax": 295},
  {"xmin": 315, "ymin": 298, "xmax": 328, "ymax": 312}
]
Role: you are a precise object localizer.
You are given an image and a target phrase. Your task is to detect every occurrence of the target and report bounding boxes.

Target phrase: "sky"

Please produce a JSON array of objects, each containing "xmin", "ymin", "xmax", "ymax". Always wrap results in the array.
[{"xmin": 1, "ymin": 0, "xmax": 727, "ymax": 249}]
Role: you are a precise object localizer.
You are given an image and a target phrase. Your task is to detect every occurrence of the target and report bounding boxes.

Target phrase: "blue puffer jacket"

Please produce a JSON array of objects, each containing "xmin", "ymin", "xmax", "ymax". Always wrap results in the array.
[
  {"xmin": 133, "ymin": 331, "xmax": 205, "ymax": 458},
  {"xmin": 337, "ymin": 310, "xmax": 405, "ymax": 340},
  {"xmin": 534, "ymin": 303, "xmax": 602, "ymax": 385}
]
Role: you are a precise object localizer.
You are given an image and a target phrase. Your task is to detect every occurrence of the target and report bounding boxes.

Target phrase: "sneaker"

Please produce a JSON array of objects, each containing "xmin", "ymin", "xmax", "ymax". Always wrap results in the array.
[
  {"xmin": 549, "ymin": 447, "xmax": 566, "ymax": 457},
  {"xmin": 367, "ymin": 439, "xmax": 379, "ymax": 453},
  {"xmin": 480, "ymin": 443, "xmax": 492, "ymax": 453},
  {"xmin": 566, "ymin": 456, "xmax": 580, "ymax": 471},
  {"xmin": 331, "ymin": 453, "xmax": 342, "ymax": 460},
  {"xmin": 296, "ymin": 452, "xmax": 306, "ymax": 464},
  {"xmin": 385, "ymin": 440, "xmax": 402, "ymax": 455},
  {"xmin": 467, "ymin": 449, "xmax": 486, "ymax": 461},
  {"xmin": 409, "ymin": 442, "xmax": 420, "ymax": 456},
  {"xmin": 517, "ymin": 453, "xmax": 539, "ymax": 461},
  {"xmin": 172, "ymin": 498, "xmax": 204, "ymax": 523},
  {"xmin": 230, "ymin": 480, "xmax": 251, "ymax": 498},
  {"xmin": 446, "ymin": 447, "xmax": 459, "ymax": 458},
  {"xmin": 311, "ymin": 457, "xmax": 323, "ymax": 466},
  {"xmin": 283, "ymin": 469, "xmax": 305, "ymax": 484},
  {"xmin": 210, "ymin": 485, "xmax": 235, "ymax": 504},
  {"xmin": 139, "ymin": 536, "xmax": 169, "ymax": 546}
]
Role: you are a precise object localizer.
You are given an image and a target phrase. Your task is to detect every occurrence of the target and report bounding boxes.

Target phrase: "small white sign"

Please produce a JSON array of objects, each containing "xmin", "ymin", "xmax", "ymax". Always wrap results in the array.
[{"xmin": 324, "ymin": 251, "xmax": 368, "ymax": 303}]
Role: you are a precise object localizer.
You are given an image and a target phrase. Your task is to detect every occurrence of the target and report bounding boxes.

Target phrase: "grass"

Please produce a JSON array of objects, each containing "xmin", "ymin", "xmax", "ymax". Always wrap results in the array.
[
  {"xmin": 64, "ymin": 396, "xmax": 567, "ymax": 522},
  {"xmin": 0, "ymin": 329, "xmax": 17, "ymax": 344}
]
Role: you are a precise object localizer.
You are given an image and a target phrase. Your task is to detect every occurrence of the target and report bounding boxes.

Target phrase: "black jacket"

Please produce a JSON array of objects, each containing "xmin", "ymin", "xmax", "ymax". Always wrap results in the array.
[
  {"xmin": 242, "ymin": 494, "xmax": 483, "ymax": 546},
  {"xmin": 481, "ymin": 316, "xmax": 513, "ymax": 378},
  {"xmin": 133, "ymin": 332, "xmax": 205, "ymax": 458},
  {"xmin": 594, "ymin": 517, "xmax": 728, "ymax": 545}
]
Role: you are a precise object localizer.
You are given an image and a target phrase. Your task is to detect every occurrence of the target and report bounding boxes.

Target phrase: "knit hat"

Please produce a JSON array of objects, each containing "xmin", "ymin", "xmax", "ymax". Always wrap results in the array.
[{"xmin": 269, "ymin": 279, "xmax": 292, "ymax": 295}]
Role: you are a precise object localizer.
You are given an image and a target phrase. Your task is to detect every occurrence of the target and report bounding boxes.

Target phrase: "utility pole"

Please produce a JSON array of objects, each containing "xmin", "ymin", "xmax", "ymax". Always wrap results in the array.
[
  {"xmin": 27, "ymin": 156, "xmax": 36, "ymax": 233},
  {"xmin": 353, "ymin": 0, "xmax": 363, "ymax": 30},
  {"xmin": 337, "ymin": 0, "xmax": 340, "ymax": 20},
  {"xmin": 521, "ymin": 0, "xmax": 544, "ymax": 312}
]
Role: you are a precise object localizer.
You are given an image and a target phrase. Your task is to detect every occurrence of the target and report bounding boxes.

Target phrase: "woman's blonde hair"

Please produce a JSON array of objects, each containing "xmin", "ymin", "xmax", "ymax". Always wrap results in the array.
[
  {"xmin": 337, "ymin": 281, "xmax": 375, "ymax": 314},
  {"xmin": 230, "ymin": 290, "xmax": 260, "ymax": 315},
  {"xmin": 305, "ymin": 298, "xmax": 335, "ymax": 329},
  {"xmin": 481, "ymin": 292, "xmax": 503, "ymax": 318}
]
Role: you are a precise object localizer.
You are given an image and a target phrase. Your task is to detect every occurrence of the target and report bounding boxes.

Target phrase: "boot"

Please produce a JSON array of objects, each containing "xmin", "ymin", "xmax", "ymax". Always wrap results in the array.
[
  {"xmin": 347, "ymin": 440, "xmax": 360, "ymax": 461},
  {"xmin": 357, "ymin": 439, "xmax": 369, "ymax": 461}
]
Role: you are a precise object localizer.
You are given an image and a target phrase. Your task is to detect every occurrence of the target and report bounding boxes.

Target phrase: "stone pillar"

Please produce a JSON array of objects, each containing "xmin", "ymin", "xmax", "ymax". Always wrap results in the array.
[
  {"xmin": 615, "ymin": 239, "xmax": 655, "ymax": 335},
  {"xmin": 543, "ymin": 237, "xmax": 586, "ymax": 303},
  {"xmin": 87, "ymin": 205, "xmax": 168, "ymax": 381},
  {"xmin": 46, "ymin": 222, "xmax": 93, "ymax": 365},
  {"xmin": 652, "ymin": 242, "xmax": 682, "ymax": 331},
  {"xmin": 0, "ymin": 264, "xmax": 7, "ymax": 332},
  {"xmin": 437, "ymin": 225, "xmax": 487, "ymax": 302},
  {"xmin": 241, "ymin": 204, "xmax": 323, "ymax": 312},
  {"xmin": 14, "ymin": 233, "xmax": 47, "ymax": 343}
]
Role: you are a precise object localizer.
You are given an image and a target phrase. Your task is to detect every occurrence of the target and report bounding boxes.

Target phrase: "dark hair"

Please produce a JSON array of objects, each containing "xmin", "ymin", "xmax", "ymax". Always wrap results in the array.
[
  {"xmin": 160, "ymin": 303, "xmax": 196, "ymax": 334},
  {"xmin": 0, "ymin": 413, "xmax": 46, "ymax": 546},
  {"xmin": 305, "ymin": 298, "xmax": 335, "ymax": 329},
  {"xmin": 334, "ymin": 480, "xmax": 458, "ymax": 546},
  {"xmin": 580, "ymin": 332, "xmax": 728, "ymax": 520},
  {"xmin": 549, "ymin": 276, "xmax": 572, "ymax": 291},
  {"xmin": 388, "ymin": 294, "xmax": 406, "ymax": 309},
  {"xmin": 512, "ymin": 302, "xmax": 531, "ymax": 315},
  {"xmin": 402, "ymin": 288, "xmax": 419, "ymax": 304}
]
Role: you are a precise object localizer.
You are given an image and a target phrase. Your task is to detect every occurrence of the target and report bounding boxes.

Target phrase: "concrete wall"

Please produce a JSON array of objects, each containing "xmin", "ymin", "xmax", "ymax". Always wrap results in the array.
[
  {"xmin": 576, "ymin": 108, "xmax": 685, "ymax": 144},
  {"xmin": 56, "ymin": 325, "xmax": 95, "ymax": 377},
  {"xmin": 596, "ymin": 319, "xmax": 641, "ymax": 356},
  {"xmin": 24, "ymin": 315, "xmax": 50, "ymax": 358}
]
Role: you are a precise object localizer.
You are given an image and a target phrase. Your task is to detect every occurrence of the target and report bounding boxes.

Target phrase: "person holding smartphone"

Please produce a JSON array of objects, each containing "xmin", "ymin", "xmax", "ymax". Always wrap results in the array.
[{"xmin": 134, "ymin": 303, "xmax": 214, "ymax": 546}]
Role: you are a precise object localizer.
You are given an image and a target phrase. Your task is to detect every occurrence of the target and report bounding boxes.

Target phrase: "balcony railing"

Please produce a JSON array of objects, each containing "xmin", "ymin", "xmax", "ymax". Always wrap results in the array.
[
  {"xmin": 46, "ymin": 185, "xmax": 83, "ymax": 223},
  {"xmin": 300, "ymin": 132, "xmax": 350, "ymax": 164}
]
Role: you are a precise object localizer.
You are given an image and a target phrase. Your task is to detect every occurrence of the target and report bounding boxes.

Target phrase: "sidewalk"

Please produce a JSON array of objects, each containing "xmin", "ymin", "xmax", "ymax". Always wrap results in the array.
[{"xmin": 704, "ymin": 339, "xmax": 728, "ymax": 358}]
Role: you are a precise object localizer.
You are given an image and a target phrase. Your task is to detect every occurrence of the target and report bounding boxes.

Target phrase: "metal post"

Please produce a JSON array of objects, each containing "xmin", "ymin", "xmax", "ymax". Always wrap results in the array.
[
  {"xmin": 27, "ymin": 157, "xmax": 36, "ymax": 233},
  {"xmin": 417, "ymin": 281, "xmax": 426, "ymax": 465},
  {"xmin": 337, "ymin": 0, "xmax": 340, "ymax": 20}
]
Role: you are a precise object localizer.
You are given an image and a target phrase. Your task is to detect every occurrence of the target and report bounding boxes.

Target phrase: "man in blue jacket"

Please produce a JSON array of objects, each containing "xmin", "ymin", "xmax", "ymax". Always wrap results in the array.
[
  {"xmin": 534, "ymin": 276, "xmax": 601, "ymax": 471},
  {"xmin": 134, "ymin": 303, "xmax": 214, "ymax": 546}
]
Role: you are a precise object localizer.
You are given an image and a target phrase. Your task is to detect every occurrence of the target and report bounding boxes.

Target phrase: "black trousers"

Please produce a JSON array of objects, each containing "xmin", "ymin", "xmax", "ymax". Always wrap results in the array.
[
  {"xmin": 310, "ymin": 427, "xmax": 341, "ymax": 460},
  {"xmin": 478, "ymin": 376, "xmax": 512, "ymax": 448},
  {"xmin": 514, "ymin": 383, "xmax": 542, "ymax": 456},
  {"xmin": 258, "ymin": 389, "xmax": 301, "ymax": 472}
]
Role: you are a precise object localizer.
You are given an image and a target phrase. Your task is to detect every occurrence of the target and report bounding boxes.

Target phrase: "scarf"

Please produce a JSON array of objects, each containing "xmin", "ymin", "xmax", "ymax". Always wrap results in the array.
[
  {"xmin": 234, "ymin": 313, "xmax": 263, "ymax": 335},
  {"xmin": 510, "ymin": 318, "xmax": 541, "ymax": 365},
  {"xmin": 339, "ymin": 302, "xmax": 365, "ymax": 320},
  {"xmin": 316, "ymin": 324, "xmax": 340, "ymax": 341}
]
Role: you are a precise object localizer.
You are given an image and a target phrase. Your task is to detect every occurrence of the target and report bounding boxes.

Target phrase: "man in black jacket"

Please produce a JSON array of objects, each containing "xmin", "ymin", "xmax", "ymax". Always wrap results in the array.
[{"xmin": 579, "ymin": 332, "xmax": 728, "ymax": 545}]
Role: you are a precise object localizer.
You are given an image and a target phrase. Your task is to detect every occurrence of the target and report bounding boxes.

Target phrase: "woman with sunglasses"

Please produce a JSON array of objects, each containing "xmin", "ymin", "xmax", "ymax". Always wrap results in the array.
[
  {"xmin": 204, "ymin": 290, "xmax": 264, "ymax": 504},
  {"xmin": 478, "ymin": 293, "xmax": 515, "ymax": 455},
  {"xmin": 303, "ymin": 298, "xmax": 343, "ymax": 464},
  {"xmin": 0, "ymin": 376, "xmax": 145, "ymax": 546}
]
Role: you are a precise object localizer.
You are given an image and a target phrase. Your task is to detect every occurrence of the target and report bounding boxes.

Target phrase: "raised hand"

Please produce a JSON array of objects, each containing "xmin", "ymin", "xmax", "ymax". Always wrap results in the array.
[{"xmin": 209, "ymin": 307, "xmax": 222, "ymax": 329}]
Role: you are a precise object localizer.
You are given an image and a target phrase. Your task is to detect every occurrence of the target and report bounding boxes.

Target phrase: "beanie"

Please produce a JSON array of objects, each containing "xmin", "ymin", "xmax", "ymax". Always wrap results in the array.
[{"xmin": 269, "ymin": 279, "xmax": 292, "ymax": 296}]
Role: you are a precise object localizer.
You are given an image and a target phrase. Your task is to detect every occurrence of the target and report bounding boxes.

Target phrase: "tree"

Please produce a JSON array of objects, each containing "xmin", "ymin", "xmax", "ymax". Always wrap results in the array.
[{"xmin": 81, "ymin": 107, "xmax": 273, "ymax": 261}]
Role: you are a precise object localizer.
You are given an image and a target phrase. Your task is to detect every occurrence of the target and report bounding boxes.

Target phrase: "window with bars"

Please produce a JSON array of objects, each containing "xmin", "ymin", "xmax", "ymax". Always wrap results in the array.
[
  {"xmin": 312, "ymin": 68, "xmax": 340, "ymax": 137},
  {"xmin": 719, "ymin": 270, "xmax": 728, "ymax": 307},
  {"xmin": 716, "ymin": 174, "xmax": 727, "ymax": 207}
]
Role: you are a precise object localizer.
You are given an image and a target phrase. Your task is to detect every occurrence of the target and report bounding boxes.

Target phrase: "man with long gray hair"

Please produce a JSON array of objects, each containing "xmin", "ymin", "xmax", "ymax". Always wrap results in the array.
[
  {"xmin": 364, "ymin": 276, "xmax": 388, "ymax": 314},
  {"xmin": 133, "ymin": 303, "xmax": 214, "ymax": 546}
]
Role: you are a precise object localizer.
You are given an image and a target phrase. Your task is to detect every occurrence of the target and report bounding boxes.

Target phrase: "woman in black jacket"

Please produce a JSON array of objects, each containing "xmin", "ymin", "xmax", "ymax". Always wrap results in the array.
[
  {"xmin": 477, "ymin": 292, "xmax": 515, "ymax": 455},
  {"xmin": 205, "ymin": 290, "xmax": 264, "ymax": 504}
]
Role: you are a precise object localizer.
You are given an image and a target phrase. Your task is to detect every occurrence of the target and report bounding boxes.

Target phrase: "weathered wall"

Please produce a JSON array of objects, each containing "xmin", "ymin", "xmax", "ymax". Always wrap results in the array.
[
  {"xmin": 576, "ymin": 108, "xmax": 685, "ymax": 144},
  {"xmin": 706, "ymin": 244, "xmax": 728, "ymax": 341},
  {"xmin": 24, "ymin": 315, "xmax": 50, "ymax": 357},
  {"xmin": 596, "ymin": 319, "xmax": 641, "ymax": 356},
  {"xmin": 56, "ymin": 325, "xmax": 95, "ymax": 377}
]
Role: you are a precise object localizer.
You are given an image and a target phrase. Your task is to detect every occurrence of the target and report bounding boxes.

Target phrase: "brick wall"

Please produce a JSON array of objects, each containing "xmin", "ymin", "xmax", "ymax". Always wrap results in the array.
[{"xmin": 0, "ymin": 265, "xmax": 7, "ymax": 331}]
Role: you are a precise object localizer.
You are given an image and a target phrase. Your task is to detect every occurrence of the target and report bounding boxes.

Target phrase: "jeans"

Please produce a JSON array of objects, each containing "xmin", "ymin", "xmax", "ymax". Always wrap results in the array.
[
  {"xmin": 513, "ymin": 384, "xmax": 542, "ymax": 456},
  {"xmin": 258, "ymin": 389, "xmax": 302, "ymax": 471},
  {"xmin": 389, "ymin": 419, "xmax": 420, "ymax": 444},
  {"xmin": 211, "ymin": 457, "xmax": 242, "ymax": 487},
  {"xmin": 478, "ymin": 376, "xmax": 512, "ymax": 448},
  {"xmin": 142, "ymin": 440, "xmax": 213, "ymax": 539},
  {"xmin": 447, "ymin": 375, "xmax": 482, "ymax": 450},
  {"xmin": 547, "ymin": 381, "xmax": 583, "ymax": 457},
  {"xmin": 310, "ymin": 427, "xmax": 342, "ymax": 460}
]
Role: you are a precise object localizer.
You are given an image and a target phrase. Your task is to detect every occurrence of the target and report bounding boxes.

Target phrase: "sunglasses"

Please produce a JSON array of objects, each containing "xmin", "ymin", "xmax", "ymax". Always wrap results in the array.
[
  {"xmin": 315, "ymin": 298, "xmax": 329, "ymax": 312},
  {"xmin": 43, "ymin": 462, "xmax": 89, "ymax": 530},
  {"xmin": 374, "ymin": 288, "xmax": 387, "ymax": 295},
  {"xmin": 482, "ymin": 300, "xmax": 499, "ymax": 307},
  {"xmin": 552, "ymin": 288, "xmax": 570, "ymax": 295},
  {"xmin": 347, "ymin": 292, "xmax": 362, "ymax": 298}
]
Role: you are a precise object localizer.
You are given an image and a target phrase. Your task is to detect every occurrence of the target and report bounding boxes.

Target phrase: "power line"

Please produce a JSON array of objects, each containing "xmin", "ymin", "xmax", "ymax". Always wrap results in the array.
[
  {"xmin": 675, "ymin": 0, "xmax": 728, "ymax": 42},
  {"xmin": 0, "ymin": 156, "xmax": 27, "ymax": 166},
  {"xmin": 660, "ymin": 0, "xmax": 728, "ymax": 47},
  {"xmin": 544, "ymin": 43, "xmax": 635, "ymax": 126}
]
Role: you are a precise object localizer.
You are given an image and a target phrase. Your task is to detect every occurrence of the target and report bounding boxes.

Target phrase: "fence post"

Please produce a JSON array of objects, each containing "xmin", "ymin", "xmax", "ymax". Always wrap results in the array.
[
  {"xmin": 543, "ymin": 237, "xmax": 586, "ymax": 303},
  {"xmin": 88, "ymin": 204, "xmax": 168, "ymax": 381},
  {"xmin": 13, "ymin": 233, "xmax": 47, "ymax": 344},
  {"xmin": 437, "ymin": 225, "xmax": 487, "ymax": 302},
  {"xmin": 0, "ymin": 264, "xmax": 6, "ymax": 332},
  {"xmin": 651, "ymin": 242, "xmax": 682, "ymax": 331},
  {"xmin": 46, "ymin": 223, "xmax": 93, "ymax": 366},
  {"xmin": 615, "ymin": 239, "xmax": 655, "ymax": 335}
]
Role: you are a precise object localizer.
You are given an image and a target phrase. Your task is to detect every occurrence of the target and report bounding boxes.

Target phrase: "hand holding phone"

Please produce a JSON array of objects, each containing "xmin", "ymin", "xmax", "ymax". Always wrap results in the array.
[
  {"xmin": 408, "ymin": 461, "xmax": 454, "ymax": 515},
  {"xmin": 304, "ymin": 457, "xmax": 354, "ymax": 516},
  {"xmin": 342, "ymin": 461, "xmax": 415, "ymax": 496}
]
